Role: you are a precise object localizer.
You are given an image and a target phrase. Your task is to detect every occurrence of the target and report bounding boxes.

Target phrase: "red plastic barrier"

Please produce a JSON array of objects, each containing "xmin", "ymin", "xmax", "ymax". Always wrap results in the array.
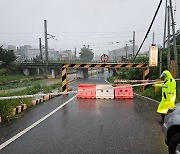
[
  {"xmin": 114, "ymin": 84, "xmax": 134, "ymax": 99},
  {"xmin": 77, "ymin": 84, "xmax": 96, "ymax": 99}
]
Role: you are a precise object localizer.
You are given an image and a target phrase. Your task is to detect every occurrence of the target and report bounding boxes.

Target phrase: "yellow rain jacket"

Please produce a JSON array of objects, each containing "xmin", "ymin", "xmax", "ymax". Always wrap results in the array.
[{"xmin": 155, "ymin": 70, "xmax": 176, "ymax": 114}]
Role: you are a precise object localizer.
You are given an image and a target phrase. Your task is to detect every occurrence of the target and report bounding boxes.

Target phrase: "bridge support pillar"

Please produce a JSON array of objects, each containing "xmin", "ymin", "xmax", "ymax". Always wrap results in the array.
[
  {"xmin": 51, "ymin": 69, "xmax": 55, "ymax": 78},
  {"xmin": 23, "ymin": 69, "xmax": 29, "ymax": 76},
  {"xmin": 97, "ymin": 68, "xmax": 104, "ymax": 73},
  {"xmin": 37, "ymin": 68, "xmax": 40, "ymax": 75},
  {"xmin": 83, "ymin": 68, "xmax": 88, "ymax": 78},
  {"xmin": 77, "ymin": 68, "xmax": 89, "ymax": 79}
]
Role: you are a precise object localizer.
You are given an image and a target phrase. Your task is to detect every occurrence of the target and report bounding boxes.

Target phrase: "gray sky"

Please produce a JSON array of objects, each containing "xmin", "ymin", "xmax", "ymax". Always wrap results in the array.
[{"xmin": 0, "ymin": 0, "xmax": 180, "ymax": 55}]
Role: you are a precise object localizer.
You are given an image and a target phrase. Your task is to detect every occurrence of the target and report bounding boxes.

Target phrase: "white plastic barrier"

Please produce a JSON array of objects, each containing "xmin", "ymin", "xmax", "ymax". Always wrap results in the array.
[{"xmin": 96, "ymin": 84, "xmax": 114, "ymax": 99}]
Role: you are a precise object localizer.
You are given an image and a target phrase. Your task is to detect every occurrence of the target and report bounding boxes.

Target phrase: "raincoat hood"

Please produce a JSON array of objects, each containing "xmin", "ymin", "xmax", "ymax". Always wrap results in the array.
[{"xmin": 161, "ymin": 70, "xmax": 173, "ymax": 81}]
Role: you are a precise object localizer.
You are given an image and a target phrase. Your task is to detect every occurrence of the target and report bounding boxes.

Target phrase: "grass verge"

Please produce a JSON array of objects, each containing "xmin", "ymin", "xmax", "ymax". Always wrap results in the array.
[
  {"xmin": 0, "ymin": 75, "xmax": 34, "ymax": 83},
  {"xmin": 0, "ymin": 81, "xmax": 62, "ymax": 121}
]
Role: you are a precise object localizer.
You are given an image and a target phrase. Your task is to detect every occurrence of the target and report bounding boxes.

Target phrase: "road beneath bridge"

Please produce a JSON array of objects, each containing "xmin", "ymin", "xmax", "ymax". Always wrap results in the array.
[{"xmin": 0, "ymin": 72, "xmax": 168, "ymax": 154}]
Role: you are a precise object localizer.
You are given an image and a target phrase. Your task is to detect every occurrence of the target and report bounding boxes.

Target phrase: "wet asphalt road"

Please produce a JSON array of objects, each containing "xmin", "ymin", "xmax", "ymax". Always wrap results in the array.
[{"xmin": 0, "ymin": 72, "xmax": 168, "ymax": 154}]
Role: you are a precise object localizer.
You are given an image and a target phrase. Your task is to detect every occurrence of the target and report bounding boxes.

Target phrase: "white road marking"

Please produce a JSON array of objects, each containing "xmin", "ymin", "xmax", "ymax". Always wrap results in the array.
[
  {"xmin": 69, "ymin": 80, "xmax": 76, "ymax": 84},
  {"xmin": 134, "ymin": 93, "xmax": 159, "ymax": 104},
  {"xmin": 0, "ymin": 95, "xmax": 76, "ymax": 150},
  {"xmin": 104, "ymin": 79, "xmax": 110, "ymax": 84}
]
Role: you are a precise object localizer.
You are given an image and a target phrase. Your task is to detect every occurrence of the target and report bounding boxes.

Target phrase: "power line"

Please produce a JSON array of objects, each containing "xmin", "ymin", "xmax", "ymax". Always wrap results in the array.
[
  {"xmin": 132, "ymin": 0, "xmax": 163, "ymax": 62},
  {"xmin": 0, "ymin": 32, "xmax": 43, "ymax": 35},
  {"xmin": 0, "ymin": 29, "xmax": 164, "ymax": 35}
]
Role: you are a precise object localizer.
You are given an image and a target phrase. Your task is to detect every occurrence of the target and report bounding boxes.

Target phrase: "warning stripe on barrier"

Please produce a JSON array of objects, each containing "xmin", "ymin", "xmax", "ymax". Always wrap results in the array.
[
  {"xmin": 144, "ymin": 67, "xmax": 149, "ymax": 80},
  {"xmin": 62, "ymin": 68, "xmax": 68, "ymax": 93},
  {"xmin": 62, "ymin": 63, "xmax": 149, "ymax": 68},
  {"xmin": 0, "ymin": 79, "xmax": 179, "ymax": 100},
  {"xmin": 61, "ymin": 63, "xmax": 149, "ymax": 93}
]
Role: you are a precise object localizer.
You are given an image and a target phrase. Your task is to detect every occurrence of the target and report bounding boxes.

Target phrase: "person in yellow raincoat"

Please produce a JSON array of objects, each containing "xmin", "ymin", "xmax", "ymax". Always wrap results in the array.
[{"xmin": 155, "ymin": 70, "xmax": 176, "ymax": 122}]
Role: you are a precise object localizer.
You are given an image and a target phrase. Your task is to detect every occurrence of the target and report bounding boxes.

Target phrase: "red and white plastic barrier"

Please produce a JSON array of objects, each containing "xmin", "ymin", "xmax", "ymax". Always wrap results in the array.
[
  {"xmin": 114, "ymin": 84, "xmax": 134, "ymax": 99},
  {"xmin": 96, "ymin": 84, "xmax": 114, "ymax": 99},
  {"xmin": 77, "ymin": 84, "xmax": 96, "ymax": 99}
]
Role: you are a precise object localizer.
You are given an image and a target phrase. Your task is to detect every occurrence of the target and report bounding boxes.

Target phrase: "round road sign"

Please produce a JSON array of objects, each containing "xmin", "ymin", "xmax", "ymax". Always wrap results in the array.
[{"xmin": 101, "ymin": 54, "xmax": 109, "ymax": 62}]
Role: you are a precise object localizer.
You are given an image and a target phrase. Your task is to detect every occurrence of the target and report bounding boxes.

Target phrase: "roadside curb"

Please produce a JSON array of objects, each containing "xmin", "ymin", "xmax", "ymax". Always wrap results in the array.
[
  {"xmin": 68, "ymin": 78, "xmax": 77, "ymax": 83},
  {"xmin": 0, "ymin": 92, "xmax": 63, "ymax": 123},
  {"xmin": 0, "ymin": 76, "xmax": 79, "ymax": 123}
]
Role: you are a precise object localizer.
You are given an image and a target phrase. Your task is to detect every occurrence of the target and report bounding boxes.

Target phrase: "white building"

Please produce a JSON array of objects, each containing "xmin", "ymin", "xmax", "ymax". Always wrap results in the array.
[
  {"xmin": 108, "ymin": 45, "xmax": 138, "ymax": 61},
  {"xmin": 16, "ymin": 45, "xmax": 40, "ymax": 61},
  {"xmin": 48, "ymin": 49, "xmax": 60, "ymax": 60},
  {"xmin": 6, "ymin": 45, "xmax": 60, "ymax": 62},
  {"xmin": 60, "ymin": 50, "xmax": 73, "ymax": 61}
]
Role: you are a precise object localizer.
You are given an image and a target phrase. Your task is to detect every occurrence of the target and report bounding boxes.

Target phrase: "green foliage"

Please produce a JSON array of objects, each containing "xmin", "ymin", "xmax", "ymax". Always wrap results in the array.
[
  {"xmin": 133, "ymin": 56, "xmax": 149, "ymax": 63},
  {"xmin": 0, "ymin": 65, "xmax": 22, "ymax": 76},
  {"xmin": 107, "ymin": 76, "xmax": 117, "ymax": 83},
  {"xmin": 111, "ymin": 57, "xmax": 149, "ymax": 80},
  {"xmin": 0, "ymin": 68, "xmax": 9, "ymax": 76},
  {"xmin": 141, "ymin": 86, "xmax": 162, "ymax": 102},
  {"xmin": 0, "ymin": 80, "xmax": 42, "ymax": 90},
  {"xmin": 0, "ymin": 47, "xmax": 16, "ymax": 66},
  {"xmin": 0, "ymin": 81, "xmax": 62, "ymax": 121},
  {"xmin": 33, "ymin": 55, "xmax": 42, "ymax": 63},
  {"xmin": 79, "ymin": 46, "xmax": 94, "ymax": 62},
  {"xmin": 149, "ymin": 67, "xmax": 159, "ymax": 80},
  {"xmin": 0, "ymin": 98, "xmax": 31, "ymax": 120},
  {"xmin": 115, "ymin": 57, "xmax": 150, "ymax": 80},
  {"xmin": 0, "ymin": 75, "xmax": 32, "ymax": 83}
]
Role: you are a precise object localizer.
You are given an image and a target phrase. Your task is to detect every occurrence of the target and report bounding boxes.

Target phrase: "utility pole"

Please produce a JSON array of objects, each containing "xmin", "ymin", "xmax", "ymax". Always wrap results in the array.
[
  {"xmin": 125, "ymin": 42, "xmax": 128, "ymax": 61},
  {"xmin": 39, "ymin": 38, "xmax": 43, "ymax": 61},
  {"xmin": 161, "ymin": 0, "xmax": 168, "ymax": 76},
  {"xmin": 44, "ymin": 20, "xmax": 48, "ymax": 75},
  {"xmin": 75, "ymin": 48, "xmax": 77, "ymax": 59},
  {"xmin": 167, "ymin": 6, "xmax": 171, "ymax": 71},
  {"xmin": 133, "ymin": 31, "xmax": 135, "ymax": 58},
  {"xmin": 163, "ymin": 0, "xmax": 168, "ymax": 49},
  {"xmin": 152, "ymin": 32, "xmax": 155, "ymax": 44},
  {"xmin": 169, "ymin": 0, "xmax": 179, "ymax": 78}
]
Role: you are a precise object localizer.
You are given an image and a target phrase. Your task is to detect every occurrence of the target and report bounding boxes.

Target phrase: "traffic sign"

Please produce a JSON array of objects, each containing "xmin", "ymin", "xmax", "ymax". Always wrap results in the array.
[
  {"xmin": 101, "ymin": 54, "xmax": 109, "ymax": 62},
  {"xmin": 149, "ymin": 45, "xmax": 158, "ymax": 66}
]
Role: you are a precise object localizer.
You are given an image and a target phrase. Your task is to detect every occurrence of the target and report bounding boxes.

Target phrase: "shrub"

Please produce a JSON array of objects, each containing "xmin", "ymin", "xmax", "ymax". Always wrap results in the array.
[
  {"xmin": 141, "ymin": 86, "xmax": 161, "ymax": 102},
  {"xmin": 0, "ymin": 68, "xmax": 10, "ymax": 75},
  {"xmin": 0, "ymin": 98, "xmax": 31, "ymax": 121}
]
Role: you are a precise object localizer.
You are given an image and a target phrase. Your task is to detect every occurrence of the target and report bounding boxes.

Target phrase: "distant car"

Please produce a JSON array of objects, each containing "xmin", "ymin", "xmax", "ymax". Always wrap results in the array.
[{"xmin": 163, "ymin": 103, "xmax": 180, "ymax": 154}]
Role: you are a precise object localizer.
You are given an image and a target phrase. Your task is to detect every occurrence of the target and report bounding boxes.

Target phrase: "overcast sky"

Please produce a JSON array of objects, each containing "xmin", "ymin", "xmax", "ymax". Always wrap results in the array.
[{"xmin": 0, "ymin": 0, "xmax": 180, "ymax": 55}]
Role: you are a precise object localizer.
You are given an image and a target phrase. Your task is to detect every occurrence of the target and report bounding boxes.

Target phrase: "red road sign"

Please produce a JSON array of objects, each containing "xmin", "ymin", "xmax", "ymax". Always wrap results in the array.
[{"xmin": 101, "ymin": 54, "xmax": 109, "ymax": 62}]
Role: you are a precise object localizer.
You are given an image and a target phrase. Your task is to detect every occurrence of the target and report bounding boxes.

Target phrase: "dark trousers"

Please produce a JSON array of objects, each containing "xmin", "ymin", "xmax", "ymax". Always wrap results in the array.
[{"xmin": 161, "ymin": 114, "xmax": 165, "ymax": 123}]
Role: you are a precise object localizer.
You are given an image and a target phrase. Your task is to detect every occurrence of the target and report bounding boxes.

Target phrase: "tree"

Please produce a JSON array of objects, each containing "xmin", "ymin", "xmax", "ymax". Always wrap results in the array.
[
  {"xmin": 0, "ymin": 47, "xmax": 16, "ymax": 66},
  {"xmin": 33, "ymin": 55, "xmax": 42, "ymax": 63},
  {"xmin": 79, "ymin": 46, "xmax": 94, "ymax": 62}
]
